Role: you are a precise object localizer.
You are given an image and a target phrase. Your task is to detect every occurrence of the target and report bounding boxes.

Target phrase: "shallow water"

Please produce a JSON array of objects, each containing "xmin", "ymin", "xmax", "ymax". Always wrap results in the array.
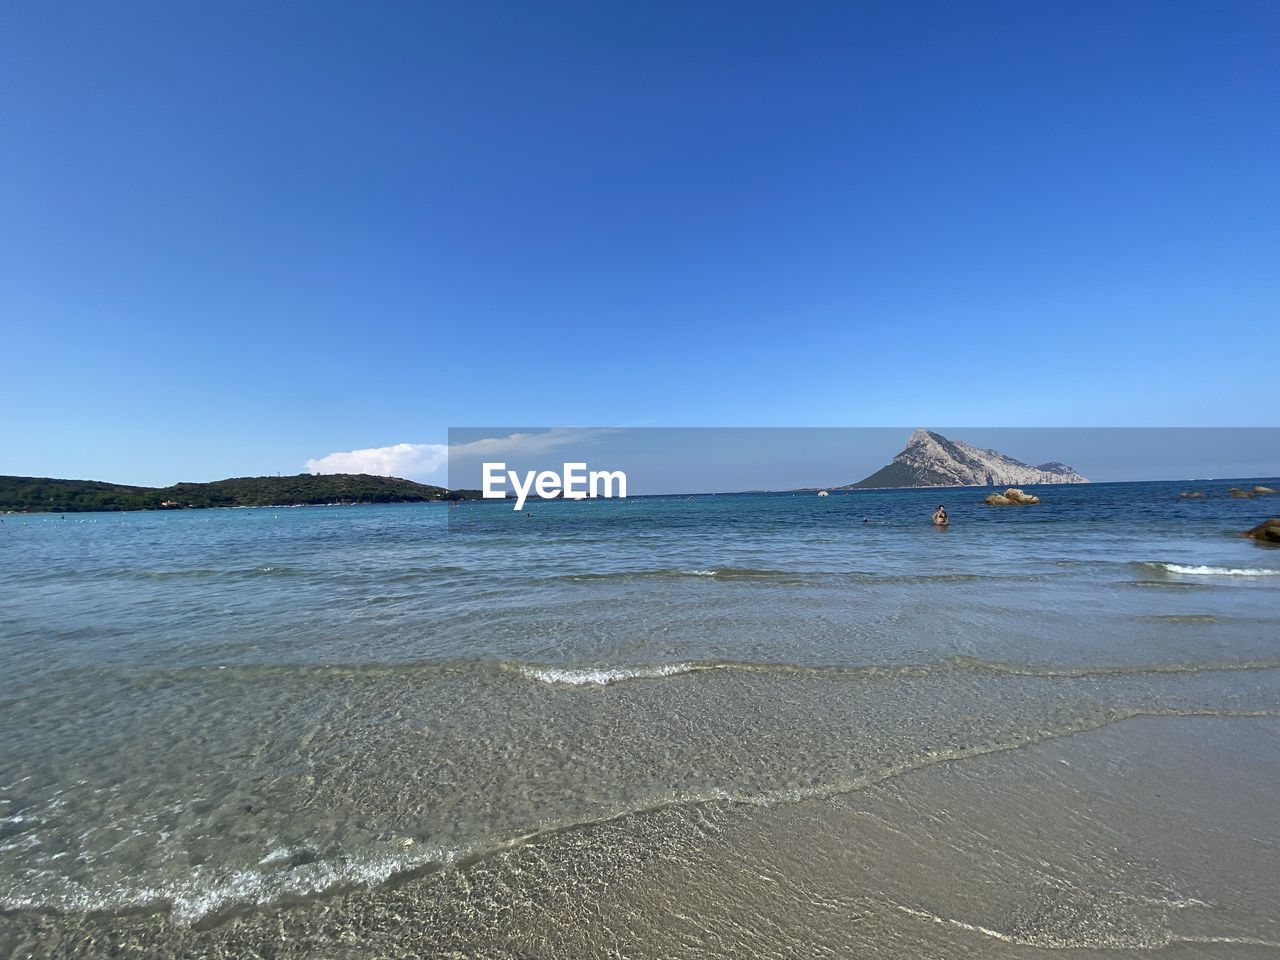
[{"xmin": 1, "ymin": 480, "xmax": 1278, "ymax": 953}]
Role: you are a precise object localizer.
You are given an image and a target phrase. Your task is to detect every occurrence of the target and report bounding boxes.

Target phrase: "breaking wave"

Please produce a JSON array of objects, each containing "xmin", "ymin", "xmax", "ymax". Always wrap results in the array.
[{"xmin": 1140, "ymin": 562, "xmax": 1280, "ymax": 577}]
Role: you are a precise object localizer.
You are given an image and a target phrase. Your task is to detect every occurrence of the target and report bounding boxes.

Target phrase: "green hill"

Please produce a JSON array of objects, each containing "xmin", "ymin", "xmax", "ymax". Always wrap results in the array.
[{"xmin": 0, "ymin": 474, "xmax": 483, "ymax": 513}]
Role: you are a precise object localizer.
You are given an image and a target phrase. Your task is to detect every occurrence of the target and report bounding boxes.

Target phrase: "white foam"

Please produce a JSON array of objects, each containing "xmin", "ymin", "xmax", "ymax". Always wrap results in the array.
[
  {"xmin": 0, "ymin": 842, "xmax": 446, "ymax": 925},
  {"xmin": 516, "ymin": 662, "xmax": 707, "ymax": 686},
  {"xmin": 1150, "ymin": 563, "xmax": 1279, "ymax": 577}
]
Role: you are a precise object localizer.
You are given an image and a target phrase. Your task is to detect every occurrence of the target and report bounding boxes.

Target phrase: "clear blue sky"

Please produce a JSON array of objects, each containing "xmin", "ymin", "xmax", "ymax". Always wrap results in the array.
[{"xmin": 2, "ymin": 1, "xmax": 1276, "ymax": 485}]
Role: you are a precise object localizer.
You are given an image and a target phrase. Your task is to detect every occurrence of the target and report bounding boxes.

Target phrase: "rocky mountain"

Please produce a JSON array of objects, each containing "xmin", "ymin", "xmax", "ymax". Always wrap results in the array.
[{"xmin": 843, "ymin": 429, "xmax": 1089, "ymax": 489}]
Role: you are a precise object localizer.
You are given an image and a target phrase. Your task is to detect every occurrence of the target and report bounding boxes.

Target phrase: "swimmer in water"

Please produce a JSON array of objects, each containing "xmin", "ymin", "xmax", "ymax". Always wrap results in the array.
[{"xmin": 932, "ymin": 505, "xmax": 948, "ymax": 526}]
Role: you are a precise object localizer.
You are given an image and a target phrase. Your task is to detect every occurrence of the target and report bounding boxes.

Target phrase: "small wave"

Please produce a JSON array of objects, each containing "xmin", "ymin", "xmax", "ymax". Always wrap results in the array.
[
  {"xmin": 561, "ymin": 568, "xmax": 1045, "ymax": 585},
  {"xmin": 0, "ymin": 842, "xmax": 454, "ymax": 926},
  {"xmin": 1116, "ymin": 579, "xmax": 1211, "ymax": 590},
  {"xmin": 506, "ymin": 655, "xmax": 1280, "ymax": 687},
  {"xmin": 1141, "ymin": 562, "xmax": 1280, "ymax": 577},
  {"xmin": 138, "ymin": 568, "xmax": 225, "ymax": 580},
  {"xmin": 133, "ymin": 564, "xmax": 305, "ymax": 580},
  {"xmin": 564, "ymin": 567, "xmax": 804, "ymax": 583},
  {"xmin": 512, "ymin": 662, "xmax": 716, "ymax": 685},
  {"xmin": 379, "ymin": 565, "xmax": 469, "ymax": 583}
]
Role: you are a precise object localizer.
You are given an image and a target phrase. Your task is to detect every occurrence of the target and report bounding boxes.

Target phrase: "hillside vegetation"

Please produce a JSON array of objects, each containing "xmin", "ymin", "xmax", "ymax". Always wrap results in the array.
[{"xmin": 0, "ymin": 474, "xmax": 482, "ymax": 513}]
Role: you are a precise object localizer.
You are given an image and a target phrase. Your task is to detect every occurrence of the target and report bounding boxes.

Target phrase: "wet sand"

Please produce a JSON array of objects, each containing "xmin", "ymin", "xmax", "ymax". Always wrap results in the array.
[{"xmin": 6, "ymin": 713, "xmax": 1277, "ymax": 959}]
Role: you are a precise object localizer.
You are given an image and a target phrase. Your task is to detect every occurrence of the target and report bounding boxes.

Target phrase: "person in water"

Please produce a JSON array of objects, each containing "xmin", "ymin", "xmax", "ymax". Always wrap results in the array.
[{"xmin": 932, "ymin": 505, "xmax": 948, "ymax": 526}]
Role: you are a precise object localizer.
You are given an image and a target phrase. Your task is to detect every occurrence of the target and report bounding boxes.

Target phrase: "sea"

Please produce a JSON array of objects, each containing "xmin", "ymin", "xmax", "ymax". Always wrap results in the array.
[{"xmin": 2, "ymin": 479, "xmax": 1279, "ymax": 958}]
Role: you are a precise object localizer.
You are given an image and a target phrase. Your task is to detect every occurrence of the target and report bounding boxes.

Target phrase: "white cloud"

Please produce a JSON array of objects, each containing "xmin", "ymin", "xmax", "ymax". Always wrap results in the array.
[
  {"xmin": 305, "ymin": 429, "xmax": 615, "ymax": 482},
  {"xmin": 445, "ymin": 427, "xmax": 614, "ymax": 462},
  {"xmin": 305, "ymin": 442, "xmax": 448, "ymax": 479}
]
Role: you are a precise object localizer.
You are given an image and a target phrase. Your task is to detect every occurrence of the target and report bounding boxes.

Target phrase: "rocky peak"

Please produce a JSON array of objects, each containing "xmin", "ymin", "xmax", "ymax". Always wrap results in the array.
[
  {"xmin": 906, "ymin": 427, "xmax": 940, "ymax": 448},
  {"xmin": 844, "ymin": 430, "xmax": 1089, "ymax": 489}
]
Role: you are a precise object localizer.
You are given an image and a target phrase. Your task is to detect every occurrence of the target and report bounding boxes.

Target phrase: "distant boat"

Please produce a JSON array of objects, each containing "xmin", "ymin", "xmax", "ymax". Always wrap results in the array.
[{"xmin": 817, "ymin": 490, "xmax": 829, "ymax": 497}]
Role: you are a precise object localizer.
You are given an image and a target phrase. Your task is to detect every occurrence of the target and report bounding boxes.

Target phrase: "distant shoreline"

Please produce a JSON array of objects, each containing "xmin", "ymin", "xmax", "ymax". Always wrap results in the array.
[
  {"xmin": 0, "ymin": 473, "xmax": 486, "ymax": 514},
  {"xmin": 5, "ymin": 476, "xmax": 1277, "ymax": 515}
]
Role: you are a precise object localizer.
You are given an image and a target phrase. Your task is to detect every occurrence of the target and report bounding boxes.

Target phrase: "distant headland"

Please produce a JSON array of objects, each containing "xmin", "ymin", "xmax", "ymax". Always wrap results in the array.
[{"xmin": 0, "ymin": 474, "xmax": 485, "ymax": 514}]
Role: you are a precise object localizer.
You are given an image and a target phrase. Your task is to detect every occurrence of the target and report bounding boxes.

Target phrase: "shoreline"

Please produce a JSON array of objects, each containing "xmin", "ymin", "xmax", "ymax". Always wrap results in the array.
[{"xmin": 6, "ymin": 713, "xmax": 1277, "ymax": 958}]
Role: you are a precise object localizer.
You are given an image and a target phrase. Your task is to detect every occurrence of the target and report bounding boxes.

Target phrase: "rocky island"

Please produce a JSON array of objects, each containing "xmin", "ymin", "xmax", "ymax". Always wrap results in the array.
[{"xmin": 844, "ymin": 429, "xmax": 1088, "ymax": 489}]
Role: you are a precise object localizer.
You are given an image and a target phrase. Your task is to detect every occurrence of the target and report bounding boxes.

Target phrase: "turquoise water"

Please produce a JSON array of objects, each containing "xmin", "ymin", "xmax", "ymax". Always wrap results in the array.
[{"xmin": 2, "ymin": 480, "xmax": 1278, "ymax": 927}]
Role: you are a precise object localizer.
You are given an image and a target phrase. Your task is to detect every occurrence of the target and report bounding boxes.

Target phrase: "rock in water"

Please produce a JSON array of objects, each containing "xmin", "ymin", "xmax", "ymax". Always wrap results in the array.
[
  {"xmin": 844, "ymin": 429, "xmax": 1088, "ymax": 489},
  {"xmin": 1252, "ymin": 486, "xmax": 1277, "ymax": 495},
  {"xmin": 1243, "ymin": 518, "xmax": 1280, "ymax": 543},
  {"xmin": 1229, "ymin": 488, "xmax": 1256, "ymax": 499},
  {"xmin": 984, "ymin": 488, "xmax": 1040, "ymax": 506},
  {"xmin": 1180, "ymin": 491, "xmax": 1206, "ymax": 499}
]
